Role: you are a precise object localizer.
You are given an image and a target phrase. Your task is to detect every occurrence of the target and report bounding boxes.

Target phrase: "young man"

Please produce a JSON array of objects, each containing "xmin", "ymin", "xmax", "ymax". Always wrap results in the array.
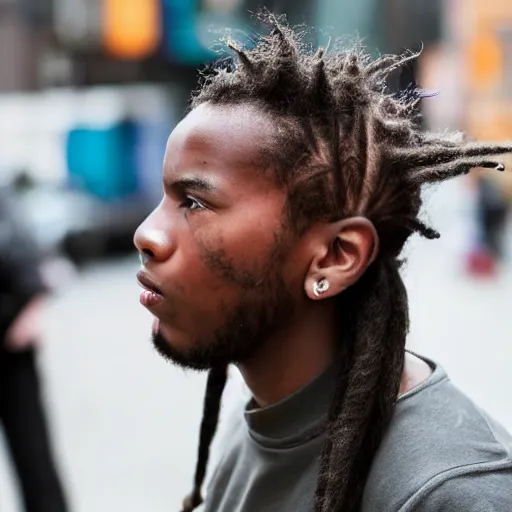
[{"xmin": 134, "ymin": 13, "xmax": 512, "ymax": 512}]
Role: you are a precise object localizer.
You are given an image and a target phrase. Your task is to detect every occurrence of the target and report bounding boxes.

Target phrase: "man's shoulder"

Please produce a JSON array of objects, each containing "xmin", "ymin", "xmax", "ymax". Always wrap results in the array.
[
  {"xmin": 403, "ymin": 468, "xmax": 512, "ymax": 511},
  {"xmin": 363, "ymin": 366, "xmax": 512, "ymax": 511}
]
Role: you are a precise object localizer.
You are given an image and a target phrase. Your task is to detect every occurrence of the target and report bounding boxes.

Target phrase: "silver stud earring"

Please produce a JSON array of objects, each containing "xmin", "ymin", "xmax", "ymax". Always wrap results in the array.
[{"xmin": 313, "ymin": 278, "xmax": 330, "ymax": 297}]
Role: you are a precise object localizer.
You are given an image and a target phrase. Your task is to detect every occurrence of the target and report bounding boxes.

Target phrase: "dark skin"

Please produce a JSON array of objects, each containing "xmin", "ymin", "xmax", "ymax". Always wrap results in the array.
[{"xmin": 134, "ymin": 103, "xmax": 431, "ymax": 406}]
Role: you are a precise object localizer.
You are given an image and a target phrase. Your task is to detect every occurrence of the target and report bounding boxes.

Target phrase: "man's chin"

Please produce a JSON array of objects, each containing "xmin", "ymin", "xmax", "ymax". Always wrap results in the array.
[{"xmin": 151, "ymin": 329, "xmax": 218, "ymax": 371}]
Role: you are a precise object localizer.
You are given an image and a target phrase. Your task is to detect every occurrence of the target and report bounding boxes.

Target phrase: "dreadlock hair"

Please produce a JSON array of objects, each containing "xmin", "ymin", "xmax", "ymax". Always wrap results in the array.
[{"xmin": 181, "ymin": 10, "xmax": 512, "ymax": 512}]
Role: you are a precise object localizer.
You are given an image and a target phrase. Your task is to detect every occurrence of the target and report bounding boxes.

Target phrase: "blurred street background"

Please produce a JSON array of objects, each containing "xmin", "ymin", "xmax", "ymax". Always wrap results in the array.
[{"xmin": 0, "ymin": 0, "xmax": 511, "ymax": 511}]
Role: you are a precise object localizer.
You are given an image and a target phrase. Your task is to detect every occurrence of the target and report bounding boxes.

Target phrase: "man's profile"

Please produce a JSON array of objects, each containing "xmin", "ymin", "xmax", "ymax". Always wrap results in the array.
[{"xmin": 134, "ymin": 11, "xmax": 512, "ymax": 512}]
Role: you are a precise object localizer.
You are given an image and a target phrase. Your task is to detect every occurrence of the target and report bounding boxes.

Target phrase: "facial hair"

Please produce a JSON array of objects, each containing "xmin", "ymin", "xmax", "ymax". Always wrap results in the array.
[
  {"xmin": 151, "ymin": 232, "xmax": 295, "ymax": 370},
  {"xmin": 152, "ymin": 275, "xmax": 294, "ymax": 370}
]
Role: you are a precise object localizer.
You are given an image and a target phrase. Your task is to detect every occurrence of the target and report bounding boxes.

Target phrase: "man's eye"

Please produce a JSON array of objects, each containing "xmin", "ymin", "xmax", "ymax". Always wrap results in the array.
[{"xmin": 181, "ymin": 196, "xmax": 205, "ymax": 211}]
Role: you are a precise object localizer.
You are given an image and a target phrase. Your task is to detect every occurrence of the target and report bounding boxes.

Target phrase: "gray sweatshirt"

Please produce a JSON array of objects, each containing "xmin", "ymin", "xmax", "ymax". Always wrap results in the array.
[{"xmin": 202, "ymin": 356, "xmax": 512, "ymax": 511}]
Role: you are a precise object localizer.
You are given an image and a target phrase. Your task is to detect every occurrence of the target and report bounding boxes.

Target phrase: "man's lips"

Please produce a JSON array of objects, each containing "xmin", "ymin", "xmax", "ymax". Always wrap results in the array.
[
  {"xmin": 140, "ymin": 289, "xmax": 162, "ymax": 308},
  {"xmin": 137, "ymin": 270, "xmax": 163, "ymax": 308},
  {"xmin": 137, "ymin": 270, "xmax": 162, "ymax": 294}
]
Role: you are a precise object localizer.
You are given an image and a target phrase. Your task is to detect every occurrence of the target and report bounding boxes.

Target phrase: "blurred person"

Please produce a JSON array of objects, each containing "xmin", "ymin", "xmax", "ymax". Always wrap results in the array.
[
  {"xmin": 134, "ymin": 12, "xmax": 512, "ymax": 512},
  {"xmin": 466, "ymin": 171, "xmax": 511, "ymax": 276},
  {"xmin": 0, "ymin": 180, "xmax": 69, "ymax": 512}
]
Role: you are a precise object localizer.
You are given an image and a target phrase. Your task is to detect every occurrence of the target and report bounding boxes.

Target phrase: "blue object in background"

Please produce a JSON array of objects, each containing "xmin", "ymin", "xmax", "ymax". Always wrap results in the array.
[
  {"xmin": 161, "ymin": 0, "xmax": 257, "ymax": 65},
  {"xmin": 66, "ymin": 120, "xmax": 140, "ymax": 201},
  {"xmin": 134, "ymin": 119, "xmax": 171, "ymax": 206},
  {"xmin": 161, "ymin": 0, "xmax": 214, "ymax": 64}
]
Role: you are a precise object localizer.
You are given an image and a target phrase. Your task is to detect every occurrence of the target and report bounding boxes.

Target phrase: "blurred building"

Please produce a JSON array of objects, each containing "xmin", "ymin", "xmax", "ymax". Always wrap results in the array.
[
  {"xmin": 12, "ymin": 0, "xmax": 512, "ymax": 265},
  {"xmin": 0, "ymin": 0, "xmax": 445, "ymax": 92},
  {"xmin": 419, "ymin": 0, "xmax": 512, "ymax": 199}
]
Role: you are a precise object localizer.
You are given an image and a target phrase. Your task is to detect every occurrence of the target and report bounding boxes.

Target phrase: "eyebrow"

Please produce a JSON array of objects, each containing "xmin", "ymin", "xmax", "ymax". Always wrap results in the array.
[{"xmin": 166, "ymin": 176, "xmax": 218, "ymax": 195}]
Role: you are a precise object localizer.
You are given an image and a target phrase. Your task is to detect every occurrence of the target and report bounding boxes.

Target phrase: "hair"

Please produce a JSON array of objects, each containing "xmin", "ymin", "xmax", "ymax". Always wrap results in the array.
[{"xmin": 180, "ymin": 11, "xmax": 512, "ymax": 512}]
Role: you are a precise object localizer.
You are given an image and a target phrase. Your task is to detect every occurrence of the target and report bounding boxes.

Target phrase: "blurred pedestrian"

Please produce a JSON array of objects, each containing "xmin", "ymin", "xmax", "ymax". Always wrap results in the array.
[
  {"xmin": 466, "ymin": 169, "xmax": 511, "ymax": 276},
  {"xmin": 0, "ymin": 180, "xmax": 69, "ymax": 512}
]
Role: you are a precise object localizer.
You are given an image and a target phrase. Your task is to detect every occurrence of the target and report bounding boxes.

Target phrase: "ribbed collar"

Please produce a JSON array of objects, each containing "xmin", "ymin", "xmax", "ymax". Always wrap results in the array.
[
  {"xmin": 244, "ymin": 361, "xmax": 339, "ymax": 448},
  {"xmin": 244, "ymin": 352, "xmax": 441, "ymax": 449}
]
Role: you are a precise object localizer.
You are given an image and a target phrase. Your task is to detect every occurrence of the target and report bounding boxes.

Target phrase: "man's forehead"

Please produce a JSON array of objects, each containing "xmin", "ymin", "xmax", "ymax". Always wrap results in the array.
[{"xmin": 164, "ymin": 103, "xmax": 278, "ymax": 173}]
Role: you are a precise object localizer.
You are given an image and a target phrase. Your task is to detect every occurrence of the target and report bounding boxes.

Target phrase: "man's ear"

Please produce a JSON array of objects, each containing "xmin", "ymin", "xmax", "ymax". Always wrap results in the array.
[{"xmin": 304, "ymin": 217, "xmax": 379, "ymax": 300}]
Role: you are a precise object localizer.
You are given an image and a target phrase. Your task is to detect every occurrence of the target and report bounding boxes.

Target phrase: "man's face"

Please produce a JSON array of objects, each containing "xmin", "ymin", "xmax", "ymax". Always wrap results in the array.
[{"xmin": 134, "ymin": 103, "xmax": 307, "ymax": 370}]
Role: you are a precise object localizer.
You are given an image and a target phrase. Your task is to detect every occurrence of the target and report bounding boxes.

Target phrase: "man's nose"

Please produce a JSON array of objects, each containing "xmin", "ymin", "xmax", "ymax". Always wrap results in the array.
[{"xmin": 133, "ymin": 211, "xmax": 175, "ymax": 264}]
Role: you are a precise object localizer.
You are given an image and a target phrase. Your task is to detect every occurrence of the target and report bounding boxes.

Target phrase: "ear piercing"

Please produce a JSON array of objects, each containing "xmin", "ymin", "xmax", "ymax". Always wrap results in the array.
[{"xmin": 313, "ymin": 278, "xmax": 330, "ymax": 297}]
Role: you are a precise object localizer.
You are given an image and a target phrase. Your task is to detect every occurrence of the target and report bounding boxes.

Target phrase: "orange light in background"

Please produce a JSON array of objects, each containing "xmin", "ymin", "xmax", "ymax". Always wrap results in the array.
[
  {"xmin": 467, "ymin": 32, "xmax": 503, "ymax": 91},
  {"xmin": 102, "ymin": 0, "xmax": 161, "ymax": 60}
]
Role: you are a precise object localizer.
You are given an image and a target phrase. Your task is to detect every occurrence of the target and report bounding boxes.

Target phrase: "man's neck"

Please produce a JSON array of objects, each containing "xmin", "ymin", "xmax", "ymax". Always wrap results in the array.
[
  {"xmin": 238, "ymin": 302, "xmax": 338, "ymax": 407},
  {"xmin": 237, "ymin": 300, "xmax": 434, "ymax": 408}
]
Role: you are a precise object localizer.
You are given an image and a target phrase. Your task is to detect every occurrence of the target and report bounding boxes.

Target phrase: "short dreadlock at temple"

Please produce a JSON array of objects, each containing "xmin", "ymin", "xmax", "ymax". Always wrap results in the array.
[{"xmin": 181, "ymin": 11, "xmax": 512, "ymax": 512}]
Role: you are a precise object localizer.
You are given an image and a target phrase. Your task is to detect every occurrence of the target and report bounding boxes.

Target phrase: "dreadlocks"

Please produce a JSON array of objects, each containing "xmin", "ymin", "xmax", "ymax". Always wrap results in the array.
[{"xmin": 181, "ymin": 11, "xmax": 512, "ymax": 512}]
